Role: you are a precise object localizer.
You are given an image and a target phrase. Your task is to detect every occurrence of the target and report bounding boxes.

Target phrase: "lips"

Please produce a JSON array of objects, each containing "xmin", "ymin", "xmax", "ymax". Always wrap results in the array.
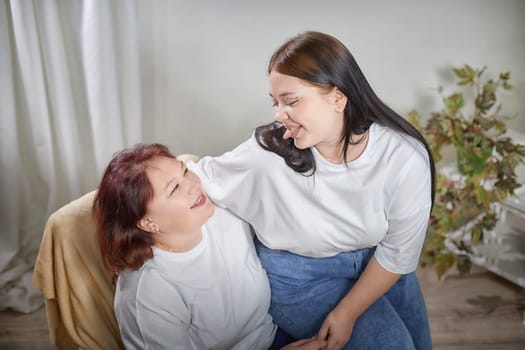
[
  {"xmin": 282, "ymin": 124, "xmax": 302, "ymax": 140},
  {"xmin": 191, "ymin": 194, "xmax": 207, "ymax": 209}
]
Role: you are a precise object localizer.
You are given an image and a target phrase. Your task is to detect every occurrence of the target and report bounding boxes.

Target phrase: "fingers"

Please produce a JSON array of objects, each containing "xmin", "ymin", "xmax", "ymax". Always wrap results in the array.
[
  {"xmin": 318, "ymin": 325, "xmax": 343, "ymax": 350},
  {"xmin": 282, "ymin": 337, "xmax": 327, "ymax": 350},
  {"xmin": 326, "ymin": 337, "xmax": 342, "ymax": 350},
  {"xmin": 316, "ymin": 321, "xmax": 329, "ymax": 341},
  {"xmin": 302, "ymin": 339, "xmax": 327, "ymax": 350},
  {"xmin": 326, "ymin": 332, "xmax": 348, "ymax": 350},
  {"xmin": 287, "ymin": 338, "xmax": 312, "ymax": 346}
]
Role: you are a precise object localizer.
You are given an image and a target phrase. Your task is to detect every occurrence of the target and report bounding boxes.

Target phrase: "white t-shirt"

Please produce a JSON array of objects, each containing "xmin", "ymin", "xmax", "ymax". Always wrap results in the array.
[
  {"xmin": 188, "ymin": 122, "xmax": 432, "ymax": 274},
  {"xmin": 114, "ymin": 207, "xmax": 276, "ymax": 350}
]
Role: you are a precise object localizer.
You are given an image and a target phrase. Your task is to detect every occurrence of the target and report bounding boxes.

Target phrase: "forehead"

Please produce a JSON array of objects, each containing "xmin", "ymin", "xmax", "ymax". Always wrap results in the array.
[
  {"xmin": 269, "ymin": 71, "xmax": 320, "ymax": 95},
  {"xmin": 146, "ymin": 156, "xmax": 181, "ymax": 185}
]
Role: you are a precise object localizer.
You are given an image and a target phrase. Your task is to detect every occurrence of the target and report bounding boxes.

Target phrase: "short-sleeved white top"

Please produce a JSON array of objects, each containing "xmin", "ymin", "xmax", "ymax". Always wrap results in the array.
[
  {"xmin": 114, "ymin": 207, "xmax": 276, "ymax": 350},
  {"xmin": 188, "ymin": 122, "xmax": 432, "ymax": 274}
]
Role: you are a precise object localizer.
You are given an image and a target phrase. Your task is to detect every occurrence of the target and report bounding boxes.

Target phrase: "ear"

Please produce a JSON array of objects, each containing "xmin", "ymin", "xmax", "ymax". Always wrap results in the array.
[
  {"xmin": 330, "ymin": 87, "xmax": 348, "ymax": 113},
  {"xmin": 137, "ymin": 217, "xmax": 159, "ymax": 233}
]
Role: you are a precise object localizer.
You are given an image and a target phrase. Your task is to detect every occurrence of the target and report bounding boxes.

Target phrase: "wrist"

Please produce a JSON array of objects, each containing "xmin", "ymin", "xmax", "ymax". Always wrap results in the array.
[{"xmin": 334, "ymin": 298, "xmax": 361, "ymax": 322}]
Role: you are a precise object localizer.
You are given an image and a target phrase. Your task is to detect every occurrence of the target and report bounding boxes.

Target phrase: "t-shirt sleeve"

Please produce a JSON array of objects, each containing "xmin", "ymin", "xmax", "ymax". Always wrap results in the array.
[
  {"xmin": 135, "ymin": 271, "xmax": 193, "ymax": 350},
  {"xmin": 374, "ymin": 146, "xmax": 432, "ymax": 274},
  {"xmin": 187, "ymin": 135, "xmax": 258, "ymax": 213}
]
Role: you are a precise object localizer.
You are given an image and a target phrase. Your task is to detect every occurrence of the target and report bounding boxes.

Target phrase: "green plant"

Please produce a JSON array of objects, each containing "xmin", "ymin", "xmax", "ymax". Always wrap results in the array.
[{"xmin": 409, "ymin": 65, "xmax": 525, "ymax": 279}]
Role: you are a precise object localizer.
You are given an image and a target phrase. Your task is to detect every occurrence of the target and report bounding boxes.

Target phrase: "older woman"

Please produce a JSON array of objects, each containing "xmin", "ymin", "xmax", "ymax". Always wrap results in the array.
[{"xmin": 93, "ymin": 143, "xmax": 324, "ymax": 350}]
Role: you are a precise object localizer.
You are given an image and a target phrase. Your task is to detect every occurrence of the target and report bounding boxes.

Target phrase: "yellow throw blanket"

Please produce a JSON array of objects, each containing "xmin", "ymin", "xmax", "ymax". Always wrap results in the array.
[{"xmin": 32, "ymin": 190, "xmax": 124, "ymax": 350}]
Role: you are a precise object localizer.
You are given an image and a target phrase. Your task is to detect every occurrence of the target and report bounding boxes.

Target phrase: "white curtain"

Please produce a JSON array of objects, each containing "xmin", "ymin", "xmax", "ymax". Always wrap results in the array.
[{"xmin": 0, "ymin": 0, "xmax": 142, "ymax": 313}]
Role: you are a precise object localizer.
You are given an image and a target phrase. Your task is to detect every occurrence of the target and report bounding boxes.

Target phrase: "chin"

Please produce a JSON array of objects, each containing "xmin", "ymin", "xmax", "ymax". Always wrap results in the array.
[
  {"xmin": 293, "ymin": 138, "xmax": 312, "ymax": 150},
  {"xmin": 205, "ymin": 202, "xmax": 216, "ymax": 217}
]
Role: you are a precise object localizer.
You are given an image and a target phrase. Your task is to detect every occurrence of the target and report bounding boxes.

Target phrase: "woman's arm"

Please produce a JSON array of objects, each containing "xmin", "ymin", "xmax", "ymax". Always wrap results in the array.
[
  {"xmin": 316, "ymin": 147, "xmax": 432, "ymax": 350},
  {"xmin": 316, "ymin": 257, "xmax": 399, "ymax": 350},
  {"xmin": 121, "ymin": 272, "xmax": 193, "ymax": 349},
  {"xmin": 135, "ymin": 304, "xmax": 193, "ymax": 349}
]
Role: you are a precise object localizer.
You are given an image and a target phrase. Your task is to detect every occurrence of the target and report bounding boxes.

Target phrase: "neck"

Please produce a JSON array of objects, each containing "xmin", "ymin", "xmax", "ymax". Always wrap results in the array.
[
  {"xmin": 316, "ymin": 131, "xmax": 369, "ymax": 164},
  {"xmin": 154, "ymin": 230, "xmax": 203, "ymax": 253}
]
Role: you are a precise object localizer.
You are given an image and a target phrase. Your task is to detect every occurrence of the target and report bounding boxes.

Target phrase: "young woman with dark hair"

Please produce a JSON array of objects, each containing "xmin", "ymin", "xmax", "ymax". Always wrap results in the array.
[
  {"xmin": 93, "ymin": 143, "xmax": 325, "ymax": 350},
  {"xmin": 189, "ymin": 31, "xmax": 435, "ymax": 350}
]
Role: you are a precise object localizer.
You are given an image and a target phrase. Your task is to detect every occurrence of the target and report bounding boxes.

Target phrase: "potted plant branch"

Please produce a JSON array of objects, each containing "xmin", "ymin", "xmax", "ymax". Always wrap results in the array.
[{"xmin": 409, "ymin": 65, "xmax": 525, "ymax": 278}]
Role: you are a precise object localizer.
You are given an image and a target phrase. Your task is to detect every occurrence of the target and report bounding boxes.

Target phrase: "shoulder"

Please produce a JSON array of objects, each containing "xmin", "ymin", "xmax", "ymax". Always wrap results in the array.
[
  {"xmin": 117, "ymin": 259, "xmax": 180, "ymax": 305},
  {"xmin": 206, "ymin": 207, "xmax": 252, "ymax": 238},
  {"xmin": 372, "ymin": 123, "xmax": 429, "ymax": 169},
  {"xmin": 118, "ymin": 264, "xmax": 193, "ymax": 337},
  {"xmin": 115, "ymin": 264, "xmax": 178, "ymax": 316},
  {"xmin": 209, "ymin": 206, "xmax": 246, "ymax": 223},
  {"xmin": 119, "ymin": 262, "xmax": 166, "ymax": 291},
  {"xmin": 137, "ymin": 263, "xmax": 191, "ymax": 315}
]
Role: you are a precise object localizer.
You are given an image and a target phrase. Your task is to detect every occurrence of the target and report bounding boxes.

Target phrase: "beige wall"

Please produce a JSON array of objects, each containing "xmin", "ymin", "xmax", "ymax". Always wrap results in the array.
[{"xmin": 138, "ymin": 0, "xmax": 525, "ymax": 157}]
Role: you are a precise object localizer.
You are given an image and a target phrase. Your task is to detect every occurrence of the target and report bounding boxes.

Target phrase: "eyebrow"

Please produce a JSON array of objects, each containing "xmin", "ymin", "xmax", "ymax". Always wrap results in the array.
[
  {"xmin": 269, "ymin": 92, "xmax": 297, "ymax": 98},
  {"xmin": 164, "ymin": 161, "xmax": 185, "ymax": 192}
]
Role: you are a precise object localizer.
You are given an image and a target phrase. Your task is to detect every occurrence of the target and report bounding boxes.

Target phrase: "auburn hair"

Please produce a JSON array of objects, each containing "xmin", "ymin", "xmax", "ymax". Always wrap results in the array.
[{"xmin": 93, "ymin": 143, "xmax": 175, "ymax": 280}]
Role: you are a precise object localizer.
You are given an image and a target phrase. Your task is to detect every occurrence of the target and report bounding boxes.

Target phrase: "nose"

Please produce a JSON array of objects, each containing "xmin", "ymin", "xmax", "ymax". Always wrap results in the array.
[
  {"xmin": 274, "ymin": 106, "xmax": 288, "ymax": 123},
  {"xmin": 182, "ymin": 174, "xmax": 201, "ymax": 195}
]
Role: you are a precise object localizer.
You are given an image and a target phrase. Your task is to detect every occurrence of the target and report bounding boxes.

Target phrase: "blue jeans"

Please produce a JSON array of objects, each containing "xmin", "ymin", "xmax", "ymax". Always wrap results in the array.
[
  {"xmin": 255, "ymin": 240, "xmax": 432, "ymax": 350},
  {"xmin": 269, "ymin": 328, "xmax": 296, "ymax": 350}
]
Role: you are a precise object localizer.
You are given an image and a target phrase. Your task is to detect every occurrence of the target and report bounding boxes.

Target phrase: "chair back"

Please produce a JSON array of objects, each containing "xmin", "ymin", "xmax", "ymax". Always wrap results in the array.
[{"xmin": 33, "ymin": 191, "xmax": 124, "ymax": 350}]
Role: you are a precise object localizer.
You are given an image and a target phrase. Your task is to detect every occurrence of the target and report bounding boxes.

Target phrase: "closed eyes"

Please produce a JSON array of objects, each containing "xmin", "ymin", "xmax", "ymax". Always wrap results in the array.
[
  {"xmin": 271, "ymin": 98, "xmax": 300, "ymax": 108},
  {"xmin": 169, "ymin": 167, "xmax": 189, "ymax": 196}
]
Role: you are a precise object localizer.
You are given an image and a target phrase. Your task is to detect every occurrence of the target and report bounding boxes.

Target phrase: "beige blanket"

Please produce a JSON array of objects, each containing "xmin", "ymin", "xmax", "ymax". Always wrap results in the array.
[{"xmin": 32, "ymin": 190, "xmax": 124, "ymax": 350}]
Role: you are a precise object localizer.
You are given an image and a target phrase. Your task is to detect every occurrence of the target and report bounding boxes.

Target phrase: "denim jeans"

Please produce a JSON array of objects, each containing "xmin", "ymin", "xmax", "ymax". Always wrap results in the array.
[{"xmin": 255, "ymin": 240, "xmax": 432, "ymax": 350}]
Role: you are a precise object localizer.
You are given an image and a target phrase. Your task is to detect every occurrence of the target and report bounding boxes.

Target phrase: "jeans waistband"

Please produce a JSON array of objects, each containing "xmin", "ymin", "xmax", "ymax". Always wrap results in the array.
[{"xmin": 254, "ymin": 238, "xmax": 375, "ymax": 280}]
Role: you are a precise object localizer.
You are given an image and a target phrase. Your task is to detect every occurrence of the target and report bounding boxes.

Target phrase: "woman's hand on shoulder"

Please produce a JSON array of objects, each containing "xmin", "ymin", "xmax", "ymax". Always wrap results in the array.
[{"xmin": 281, "ymin": 337, "xmax": 327, "ymax": 350}]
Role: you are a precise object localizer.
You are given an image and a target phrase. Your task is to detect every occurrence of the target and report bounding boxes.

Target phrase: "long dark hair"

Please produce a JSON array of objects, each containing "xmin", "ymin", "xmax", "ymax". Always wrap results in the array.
[
  {"xmin": 255, "ymin": 31, "xmax": 435, "ymax": 204},
  {"xmin": 93, "ymin": 143, "xmax": 175, "ymax": 279}
]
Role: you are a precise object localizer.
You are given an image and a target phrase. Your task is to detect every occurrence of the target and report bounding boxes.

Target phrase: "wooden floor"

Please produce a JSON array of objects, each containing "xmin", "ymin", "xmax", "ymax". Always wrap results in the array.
[
  {"xmin": 0, "ymin": 266, "xmax": 524, "ymax": 349},
  {"xmin": 418, "ymin": 266, "xmax": 525, "ymax": 349}
]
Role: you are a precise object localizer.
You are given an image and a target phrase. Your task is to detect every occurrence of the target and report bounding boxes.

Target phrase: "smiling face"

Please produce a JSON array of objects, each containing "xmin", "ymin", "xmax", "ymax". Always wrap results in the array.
[
  {"xmin": 269, "ymin": 71, "xmax": 347, "ymax": 152},
  {"xmin": 140, "ymin": 156, "xmax": 214, "ymax": 236}
]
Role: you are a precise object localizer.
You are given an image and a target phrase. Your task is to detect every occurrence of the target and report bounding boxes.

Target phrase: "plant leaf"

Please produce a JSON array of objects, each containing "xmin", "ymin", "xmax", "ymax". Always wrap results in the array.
[
  {"xmin": 445, "ymin": 93, "xmax": 464, "ymax": 114},
  {"xmin": 436, "ymin": 253, "xmax": 456, "ymax": 279}
]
